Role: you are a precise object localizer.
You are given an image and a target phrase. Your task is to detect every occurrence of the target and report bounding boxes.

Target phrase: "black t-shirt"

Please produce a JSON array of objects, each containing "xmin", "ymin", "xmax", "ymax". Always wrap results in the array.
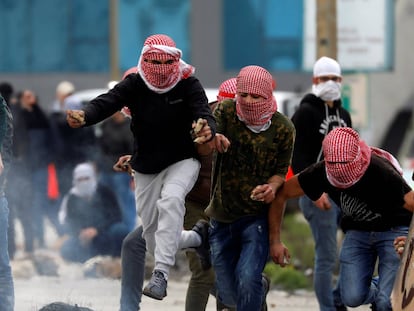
[{"xmin": 298, "ymin": 154, "xmax": 412, "ymax": 232}]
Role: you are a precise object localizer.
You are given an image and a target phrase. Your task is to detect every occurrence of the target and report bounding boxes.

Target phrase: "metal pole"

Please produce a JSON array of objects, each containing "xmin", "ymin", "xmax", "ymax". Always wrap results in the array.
[{"xmin": 316, "ymin": 0, "xmax": 337, "ymax": 59}]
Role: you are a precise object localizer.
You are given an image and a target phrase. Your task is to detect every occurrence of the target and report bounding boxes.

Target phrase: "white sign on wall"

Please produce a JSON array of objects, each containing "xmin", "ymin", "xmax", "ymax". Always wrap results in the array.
[
  {"xmin": 341, "ymin": 73, "xmax": 368, "ymax": 128},
  {"xmin": 303, "ymin": 0, "xmax": 394, "ymax": 72}
]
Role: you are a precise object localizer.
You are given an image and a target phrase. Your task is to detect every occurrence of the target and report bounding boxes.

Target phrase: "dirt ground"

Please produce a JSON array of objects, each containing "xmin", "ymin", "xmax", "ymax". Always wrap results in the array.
[
  {"xmin": 14, "ymin": 275, "xmax": 372, "ymax": 311},
  {"xmin": 11, "ymin": 220, "xmax": 371, "ymax": 311}
]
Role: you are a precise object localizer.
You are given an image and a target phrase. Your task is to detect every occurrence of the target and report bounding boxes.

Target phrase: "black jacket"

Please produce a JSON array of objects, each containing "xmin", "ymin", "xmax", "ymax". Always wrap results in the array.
[
  {"xmin": 96, "ymin": 116, "xmax": 134, "ymax": 172},
  {"xmin": 83, "ymin": 73, "xmax": 216, "ymax": 174},
  {"xmin": 63, "ymin": 183, "xmax": 122, "ymax": 236}
]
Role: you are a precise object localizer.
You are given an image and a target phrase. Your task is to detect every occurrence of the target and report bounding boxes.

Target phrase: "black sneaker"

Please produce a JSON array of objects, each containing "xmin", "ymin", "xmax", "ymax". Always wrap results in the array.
[
  {"xmin": 214, "ymin": 287, "xmax": 236, "ymax": 311},
  {"xmin": 335, "ymin": 304, "xmax": 348, "ymax": 311},
  {"xmin": 143, "ymin": 270, "xmax": 167, "ymax": 300},
  {"xmin": 261, "ymin": 273, "xmax": 270, "ymax": 311},
  {"xmin": 216, "ymin": 299, "xmax": 234, "ymax": 311},
  {"xmin": 213, "ymin": 273, "xmax": 269, "ymax": 310},
  {"xmin": 192, "ymin": 219, "xmax": 211, "ymax": 270}
]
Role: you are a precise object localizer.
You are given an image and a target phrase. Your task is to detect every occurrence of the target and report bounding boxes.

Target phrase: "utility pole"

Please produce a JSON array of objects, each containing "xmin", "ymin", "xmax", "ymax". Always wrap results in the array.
[
  {"xmin": 316, "ymin": 0, "xmax": 337, "ymax": 59},
  {"xmin": 109, "ymin": 0, "xmax": 120, "ymax": 80}
]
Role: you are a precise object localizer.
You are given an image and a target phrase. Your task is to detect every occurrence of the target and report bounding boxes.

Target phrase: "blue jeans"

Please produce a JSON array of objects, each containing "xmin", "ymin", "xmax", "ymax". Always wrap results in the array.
[
  {"xmin": 61, "ymin": 222, "xmax": 130, "ymax": 263},
  {"xmin": 299, "ymin": 195, "xmax": 343, "ymax": 311},
  {"xmin": 32, "ymin": 168, "xmax": 65, "ymax": 243},
  {"xmin": 0, "ymin": 196, "xmax": 14, "ymax": 311},
  {"xmin": 339, "ymin": 228, "xmax": 407, "ymax": 311},
  {"xmin": 209, "ymin": 215, "xmax": 269, "ymax": 311},
  {"xmin": 120, "ymin": 226, "xmax": 146, "ymax": 311}
]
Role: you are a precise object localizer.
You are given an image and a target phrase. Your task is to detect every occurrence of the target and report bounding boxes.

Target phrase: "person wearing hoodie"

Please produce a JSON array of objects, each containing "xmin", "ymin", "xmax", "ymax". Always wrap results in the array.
[
  {"xmin": 58, "ymin": 162, "xmax": 130, "ymax": 263},
  {"xmin": 290, "ymin": 56, "xmax": 352, "ymax": 311},
  {"xmin": 66, "ymin": 34, "xmax": 220, "ymax": 301}
]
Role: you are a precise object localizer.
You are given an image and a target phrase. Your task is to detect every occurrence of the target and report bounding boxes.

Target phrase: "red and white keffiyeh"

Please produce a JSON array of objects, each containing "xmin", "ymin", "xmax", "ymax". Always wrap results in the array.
[
  {"xmin": 217, "ymin": 78, "xmax": 237, "ymax": 102},
  {"xmin": 235, "ymin": 65, "xmax": 277, "ymax": 126},
  {"xmin": 323, "ymin": 127, "xmax": 371, "ymax": 188},
  {"xmin": 323, "ymin": 127, "xmax": 403, "ymax": 189},
  {"xmin": 370, "ymin": 146, "xmax": 403, "ymax": 175},
  {"xmin": 137, "ymin": 34, "xmax": 194, "ymax": 94}
]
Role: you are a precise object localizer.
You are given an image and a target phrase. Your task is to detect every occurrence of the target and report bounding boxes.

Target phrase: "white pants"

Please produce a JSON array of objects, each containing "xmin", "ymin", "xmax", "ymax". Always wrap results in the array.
[{"xmin": 134, "ymin": 158, "xmax": 200, "ymax": 274}]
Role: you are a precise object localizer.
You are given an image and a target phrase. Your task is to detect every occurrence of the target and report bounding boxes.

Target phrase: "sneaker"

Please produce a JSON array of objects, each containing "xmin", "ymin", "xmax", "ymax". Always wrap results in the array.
[
  {"xmin": 335, "ymin": 304, "xmax": 348, "ymax": 311},
  {"xmin": 192, "ymin": 219, "xmax": 211, "ymax": 270},
  {"xmin": 261, "ymin": 273, "xmax": 270, "ymax": 311},
  {"xmin": 216, "ymin": 300, "xmax": 234, "ymax": 311},
  {"xmin": 142, "ymin": 270, "xmax": 167, "ymax": 300},
  {"xmin": 214, "ymin": 273, "xmax": 269, "ymax": 310},
  {"xmin": 214, "ymin": 289, "xmax": 235, "ymax": 311}
]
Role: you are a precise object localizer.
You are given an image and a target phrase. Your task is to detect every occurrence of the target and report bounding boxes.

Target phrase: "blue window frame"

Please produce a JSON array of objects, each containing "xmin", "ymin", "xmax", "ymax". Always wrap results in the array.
[{"xmin": 223, "ymin": 0, "xmax": 303, "ymax": 71}]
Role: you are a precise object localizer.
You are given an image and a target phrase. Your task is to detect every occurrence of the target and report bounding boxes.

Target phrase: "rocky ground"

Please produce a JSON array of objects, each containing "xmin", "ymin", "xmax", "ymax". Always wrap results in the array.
[{"xmin": 10, "ymin": 220, "xmax": 371, "ymax": 311}]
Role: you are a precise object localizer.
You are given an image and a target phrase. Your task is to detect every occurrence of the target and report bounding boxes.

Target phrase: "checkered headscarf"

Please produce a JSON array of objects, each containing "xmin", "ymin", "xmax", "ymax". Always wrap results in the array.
[
  {"xmin": 217, "ymin": 78, "xmax": 237, "ymax": 102},
  {"xmin": 323, "ymin": 127, "xmax": 371, "ymax": 188},
  {"xmin": 370, "ymin": 147, "xmax": 403, "ymax": 175},
  {"xmin": 235, "ymin": 65, "xmax": 277, "ymax": 126},
  {"xmin": 137, "ymin": 34, "xmax": 195, "ymax": 93}
]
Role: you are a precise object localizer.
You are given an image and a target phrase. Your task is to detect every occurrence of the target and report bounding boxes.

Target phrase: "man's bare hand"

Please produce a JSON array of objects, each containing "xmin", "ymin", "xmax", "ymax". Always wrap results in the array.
[
  {"xmin": 269, "ymin": 241, "xmax": 291, "ymax": 267},
  {"xmin": 314, "ymin": 193, "xmax": 332, "ymax": 210},
  {"xmin": 113, "ymin": 155, "xmax": 132, "ymax": 175},
  {"xmin": 250, "ymin": 184, "xmax": 275, "ymax": 204},
  {"xmin": 191, "ymin": 118, "xmax": 212, "ymax": 144},
  {"xmin": 67, "ymin": 109, "xmax": 86, "ymax": 128},
  {"xmin": 79, "ymin": 227, "xmax": 98, "ymax": 246},
  {"xmin": 394, "ymin": 236, "xmax": 407, "ymax": 258},
  {"xmin": 212, "ymin": 133, "xmax": 230, "ymax": 153}
]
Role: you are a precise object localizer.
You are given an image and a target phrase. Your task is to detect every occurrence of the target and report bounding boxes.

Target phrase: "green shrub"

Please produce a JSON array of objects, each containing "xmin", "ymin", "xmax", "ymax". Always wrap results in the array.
[
  {"xmin": 264, "ymin": 212, "xmax": 315, "ymax": 291},
  {"xmin": 264, "ymin": 263, "xmax": 311, "ymax": 291},
  {"xmin": 281, "ymin": 212, "xmax": 315, "ymax": 269}
]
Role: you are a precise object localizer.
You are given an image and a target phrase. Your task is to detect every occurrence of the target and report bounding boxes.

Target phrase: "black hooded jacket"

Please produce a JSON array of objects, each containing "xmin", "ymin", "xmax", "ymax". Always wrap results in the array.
[{"xmin": 291, "ymin": 93, "xmax": 352, "ymax": 174}]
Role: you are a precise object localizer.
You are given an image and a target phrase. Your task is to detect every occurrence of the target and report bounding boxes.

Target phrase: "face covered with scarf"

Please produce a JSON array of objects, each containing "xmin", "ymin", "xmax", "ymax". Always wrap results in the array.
[
  {"xmin": 322, "ymin": 127, "xmax": 371, "ymax": 189},
  {"xmin": 71, "ymin": 162, "xmax": 98, "ymax": 199},
  {"xmin": 235, "ymin": 65, "xmax": 278, "ymax": 132},
  {"xmin": 137, "ymin": 34, "xmax": 194, "ymax": 94}
]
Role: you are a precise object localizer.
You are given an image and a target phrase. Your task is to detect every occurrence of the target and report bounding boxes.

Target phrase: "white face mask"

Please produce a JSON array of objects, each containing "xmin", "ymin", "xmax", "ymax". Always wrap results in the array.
[
  {"xmin": 312, "ymin": 80, "xmax": 342, "ymax": 101},
  {"xmin": 72, "ymin": 178, "xmax": 97, "ymax": 198}
]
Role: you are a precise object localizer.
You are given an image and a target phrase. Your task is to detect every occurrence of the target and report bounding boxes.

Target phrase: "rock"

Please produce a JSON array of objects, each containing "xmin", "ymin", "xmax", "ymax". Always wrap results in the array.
[
  {"xmin": 82, "ymin": 256, "xmax": 122, "ymax": 279},
  {"xmin": 32, "ymin": 249, "xmax": 64, "ymax": 276},
  {"xmin": 38, "ymin": 302, "xmax": 94, "ymax": 311},
  {"xmin": 11, "ymin": 258, "xmax": 37, "ymax": 279}
]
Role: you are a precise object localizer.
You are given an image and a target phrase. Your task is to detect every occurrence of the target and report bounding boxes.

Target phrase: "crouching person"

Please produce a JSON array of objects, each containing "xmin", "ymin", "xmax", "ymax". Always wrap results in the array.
[
  {"xmin": 269, "ymin": 127, "xmax": 414, "ymax": 311},
  {"xmin": 59, "ymin": 162, "xmax": 129, "ymax": 263}
]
